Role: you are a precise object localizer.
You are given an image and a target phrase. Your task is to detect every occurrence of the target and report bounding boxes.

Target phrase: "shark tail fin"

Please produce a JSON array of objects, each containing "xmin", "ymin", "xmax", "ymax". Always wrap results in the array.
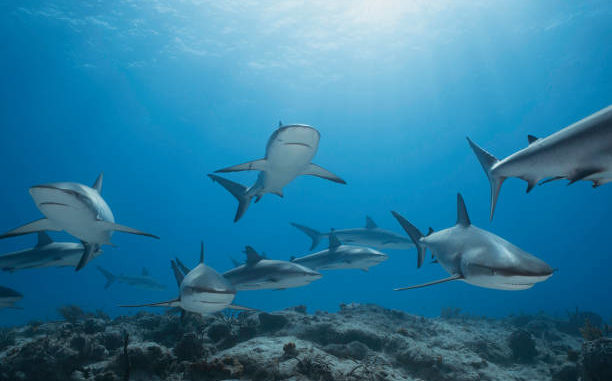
[
  {"xmin": 96, "ymin": 266, "xmax": 116, "ymax": 289},
  {"xmin": 170, "ymin": 260, "xmax": 184, "ymax": 288},
  {"xmin": 174, "ymin": 257, "xmax": 190, "ymax": 275},
  {"xmin": 391, "ymin": 211, "xmax": 426, "ymax": 268},
  {"xmin": 290, "ymin": 222, "xmax": 322, "ymax": 250},
  {"xmin": 466, "ymin": 137, "xmax": 504, "ymax": 220},
  {"xmin": 208, "ymin": 174, "xmax": 252, "ymax": 222}
]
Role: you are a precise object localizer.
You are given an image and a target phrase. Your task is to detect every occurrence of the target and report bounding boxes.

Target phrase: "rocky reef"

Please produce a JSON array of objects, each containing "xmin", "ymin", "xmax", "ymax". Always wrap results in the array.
[{"xmin": 0, "ymin": 304, "xmax": 609, "ymax": 381}]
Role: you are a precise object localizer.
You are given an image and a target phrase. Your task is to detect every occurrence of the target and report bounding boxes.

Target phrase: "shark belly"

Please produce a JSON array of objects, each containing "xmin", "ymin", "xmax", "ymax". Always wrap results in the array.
[{"xmin": 464, "ymin": 273, "xmax": 551, "ymax": 290}]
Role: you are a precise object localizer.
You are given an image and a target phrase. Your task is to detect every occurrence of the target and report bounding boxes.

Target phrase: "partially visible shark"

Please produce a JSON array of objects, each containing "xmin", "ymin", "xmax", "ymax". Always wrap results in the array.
[
  {"xmin": 391, "ymin": 193, "xmax": 554, "ymax": 291},
  {"xmin": 96, "ymin": 266, "xmax": 166, "ymax": 290},
  {"xmin": 291, "ymin": 216, "xmax": 414, "ymax": 251},
  {"xmin": 468, "ymin": 104, "xmax": 612, "ymax": 219},
  {"xmin": 0, "ymin": 286, "xmax": 22, "ymax": 309},
  {"xmin": 209, "ymin": 123, "xmax": 346, "ymax": 222},
  {"xmin": 0, "ymin": 232, "xmax": 102, "ymax": 272},
  {"xmin": 223, "ymin": 246, "xmax": 322, "ymax": 290},
  {"xmin": 0, "ymin": 173, "xmax": 159, "ymax": 270},
  {"xmin": 290, "ymin": 231, "xmax": 388, "ymax": 271},
  {"xmin": 121, "ymin": 242, "xmax": 252, "ymax": 315}
]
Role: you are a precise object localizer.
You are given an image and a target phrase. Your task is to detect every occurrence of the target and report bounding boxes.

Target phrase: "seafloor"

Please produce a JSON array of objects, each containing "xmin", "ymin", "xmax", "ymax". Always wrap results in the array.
[{"xmin": 0, "ymin": 304, "xmax": 610, "ymax": 381}]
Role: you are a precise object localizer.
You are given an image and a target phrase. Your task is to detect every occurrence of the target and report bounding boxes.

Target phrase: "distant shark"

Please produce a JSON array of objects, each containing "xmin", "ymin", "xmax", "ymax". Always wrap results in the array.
[
  {"xmin": 96, "ymin": 266, "xmax": 166, "ymax": 290},
  {"xmin": 291, "ymin": 216, "xmax": 414, "ymax": 251},
  {"xmin": 0, "ymin": 232, "xmax": 102, "ymax": 272},
  {"xmin": 290, "ymin": 230, "xmax": 388, "ymax": 271},
  {"xmin": 391, "ymin": 193, "xmax": 554, "ymax": 291},
  {"xmin": 0, "ymin": 173, "xmax": 159, "ymax": 270},
  {"xmin": 122, "ymin": 242, "xmax": 252, "ymax": 314},
  {"xmin": 0, "ymin": 286, "xmax": 22, "ymax": 309},
  {"xmin": 209, "ymin": 123, "xmax": 346, "ymax": 222},
  {"xmin": 223, "ymin": 246, "xmax": 322, "ymax": 290},
  {"xmin": 468, "ymin": 104, "xmax": 612, "ymax": 219}
]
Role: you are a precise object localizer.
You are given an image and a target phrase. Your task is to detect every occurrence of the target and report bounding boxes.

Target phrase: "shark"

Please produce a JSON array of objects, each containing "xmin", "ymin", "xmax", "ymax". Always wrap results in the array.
[
  {"xmin": 467, "ymin": 104, "xmax": 612, "ymax": 219},
  {"xmin": 0, "ymin": 286, "xmax": 23, "ymax": 309},
  {"xmin": 0, "ymin": 173, "xmax": 159, "ymax": 271},
  {"xmin": 391, "ymin": 193, "xmax": 554, "ymax": 291},
  {"xmin": 0, "ymin": 232, "xmax": 102, "ymax": 272},
  {"xmin": 209, "ymin": 123, "xmax": 346, "ymax": 222},
  {"xmin": 291, "ymin": 216, "xmax": 414, "ymax": 251},
  {"xmin": 290, "ymin": 230, "xmax": 388, "ymax": 271},
  {"xmin": 223, "ymin": 246, "xmax": 322, "ymax": 290},
  {"xmin": 96, "ymin": 266, "xmax": 166, "ymax": 290},
  {"xmin": 122, "ymin": 242, "xmax": 251, "ymax": 315}
]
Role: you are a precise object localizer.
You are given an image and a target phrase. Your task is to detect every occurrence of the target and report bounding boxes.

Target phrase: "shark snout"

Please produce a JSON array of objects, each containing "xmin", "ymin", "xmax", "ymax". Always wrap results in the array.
[{"xmin": 30, "ymin": 184, "xmax": 80, "ymax": 207}]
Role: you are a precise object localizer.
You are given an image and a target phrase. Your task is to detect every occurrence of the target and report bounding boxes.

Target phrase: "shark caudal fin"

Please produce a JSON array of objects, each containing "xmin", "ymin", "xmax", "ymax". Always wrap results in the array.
[
  {"xmin": 174, "ymin": 257, "xmax": 190, "ymax": 276},
  {"xmin": 290, "ymin": 222, "xmax": 323, "ymax": 250},
  {"xmin": 0, "ymin": 218, "xmax": 61, "ymax": 239},
  {"xmin": 466, "ymin": 137, "xmax": 504, "ymax": 220},
  {"xmin": 96, "ymin": 266, "xmax": 117, "ymax": 289},
  {"xmin": 391, "ymin": 211, "xmax": 426, "ymax": 268},
  {"xmin": 208, "ymin": 174, "xmax": 252, "ymax": 222},
  {"xmin": 170, "ymin": 260, "xmax": 184, "ymax": 288}
]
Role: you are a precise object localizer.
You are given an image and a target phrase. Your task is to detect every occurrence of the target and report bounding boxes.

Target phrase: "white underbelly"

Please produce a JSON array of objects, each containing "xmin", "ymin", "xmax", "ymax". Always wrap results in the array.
[{"xmin": 181, "ymin": 292, "xmax": 235, "ymax": 315}]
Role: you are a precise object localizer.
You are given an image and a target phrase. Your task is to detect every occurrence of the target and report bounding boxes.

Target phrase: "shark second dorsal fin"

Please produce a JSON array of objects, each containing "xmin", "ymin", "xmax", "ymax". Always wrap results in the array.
[
  {"xmin": 456, "ymin": 193, "xmax": 471, "ymax": 226},
  {"xmin": 142, "ymin": 267, "xmax": 149, "ymax": 276},
  {"xmin": 36, "ymin": 231, "xmax": 53, "ymax": 247},
  {"xmin": 329, "ymin": 229, "xmax": 341, "ymax": 251},
  {"xmin": 200, "ymin": 241, "xmax": 204, "ymax": 264},
  {"xmin": 365, "ymin": 216, "xmax": 378, "ymax": 229},
  {"xmin": 244, "ymin": 246, "xmax": 263, "ymax": 265},
  {"xmin": 527, "ymin": 135, "xmax": 539, "ymax": 144},
  {"xmin": 93, "ymin": 172, "xmax": 103, "ymax": 193}
]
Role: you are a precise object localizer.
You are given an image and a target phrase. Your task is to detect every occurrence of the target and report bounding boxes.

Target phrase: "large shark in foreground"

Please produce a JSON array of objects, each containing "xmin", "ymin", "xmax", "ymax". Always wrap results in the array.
[
  {"xmin": 209, "ymin": 124, "xmax": 346, "ymax": 222},
  {"xmin": 0, "ymin": 173, "xmax": 158, "ymax": 270},
  {"xmin": 122, "ymin": 242, "xmax": 251, "ymax": 315},
  {"xmin": 291, "ymin": 231, "xmax": 388, "ymax": 271},
  {"xmin": 468, "ymin": 104, "xmax": 612, "ymax": 219},
  {"xmin": 96, "ymin": 266, "xmax": 166, "ymax": 290},
  {"xmin": 0, "ymin": 232, "xmax": 102, "ymax": 272},
  {"xmin": 391, "ymin": 194, "xmax": 554, "ymax": 291},
  {"xmin": 0, "ymin": 286, "xmax": 22, "ymax": 309},
  {"xmin": 291, "ymin": 216, "xmax": 414, "ymax": 251},
  {"xmin": 223, "ymin": 246, "xmax": 322, "ymax": 290}
]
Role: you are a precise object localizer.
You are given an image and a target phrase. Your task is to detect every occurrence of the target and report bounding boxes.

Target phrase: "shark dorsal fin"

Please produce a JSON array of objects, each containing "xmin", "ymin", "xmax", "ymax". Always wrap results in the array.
[
  {"xmin": 200, "ymin": 241, "xmax": 204, "ymax": 264},
  {"xmin": 36, "ymin": 231, "xmax": 53, "ymax": 246},
  {"xmin": 93, "ymin": 172, "xmax": 103, "ymax": 193},
  {"xmin": 142, "ymin": 267, "xmax": 149, "ymax": 276},
  {"xmin": 329, "ymin": 229, "xmax": 341, "ymax": 251},
  {"xmin": 427, "ymin": 227, "xmax": 435, "ymax": 236},
  {"xmin": 244, "ymin": 246, "xmax": 263, "ymax": 265},
  {"xmin": 456, "ymin": 193, "xmax": 471, "ymax": 226},
  {"xmin": 365, "ymin": 216, "xmax": 378, "ymax": 229},
  {"xmin": 527, "ymin": 135, "xmax": 539, "ymax": 144}
]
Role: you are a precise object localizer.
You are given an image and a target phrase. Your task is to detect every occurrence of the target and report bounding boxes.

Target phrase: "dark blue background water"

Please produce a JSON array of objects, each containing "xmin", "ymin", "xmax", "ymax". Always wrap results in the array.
[{"xmin": 1, "ymin": 1, "xmax": 611, "ymax": 326}]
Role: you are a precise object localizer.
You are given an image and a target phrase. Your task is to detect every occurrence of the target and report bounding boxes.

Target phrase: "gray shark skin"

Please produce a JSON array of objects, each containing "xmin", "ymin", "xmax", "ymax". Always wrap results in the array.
[
  {"xmin": 97, "ymin": 266, "xmax": 166, "ymax": 291},
  {"xmin": 223, "ymin": 246, "xmax": 322, "ymax": 290},
  {"xmin": 209, "ymin": 124, "xmax": 346, "ymax": 222},
  {"xmin": 0, "ymin": 173, "xmax": 159, "ymax": 271},
  {"xmin": 291, "ymin": 230, "xmax": 388, "ymax": 271},
  {"xmin": 291, "ymin": 216, "xmax": 414, "ymax": 251},
  {"xmin": 391, "ymin": 193, "xmax": 554, "ymax": 291},
  {"xmin": 468, "ymin": 104, "xmax": 612, "ymax": 219},
  {"xmin": 121, "ymin": 242, "xmax": 252, "ymax": 315},
  {"xmin": 0, "ymin": 232, "xmax": 102, "ymax": 272},
  {"xmin": 0, "ymin": 286, "xmax": 23, "ymax": 309}
]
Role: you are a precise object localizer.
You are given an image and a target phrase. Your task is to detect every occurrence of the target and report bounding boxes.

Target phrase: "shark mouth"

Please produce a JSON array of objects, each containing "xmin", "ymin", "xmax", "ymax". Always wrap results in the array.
[
  {"xmin": 184, "ymin": 286, "xmax": 235, "ymax": 295},
  {"xmin": 283, "ymin": 142, "xmax": 312, "ymax": 148},
  {"xmin": 39, "ymin": 202, "xmax": 70, "ymax": 207}
]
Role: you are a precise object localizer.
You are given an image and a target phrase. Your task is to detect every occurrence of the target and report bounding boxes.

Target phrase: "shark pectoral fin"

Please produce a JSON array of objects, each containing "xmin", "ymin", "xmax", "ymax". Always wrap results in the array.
[
  {"xmin": 215, "ymin": 159, "xmax": 267, "ymax": 173},
  {"xmin": 302, "ymin": 163, "xmax": 346, "ymax": 184},
  {"xmin": 466, "ymin": 138, "xmax": 503, "ymax": 220},
  {"xmin": 361, "ymin": 268, "xmax": 369, "ymax": 272},
  {"xmin": 99, "ymin": 222, "xmax": 159, "ymax": 239},
  {"xmin": 120, "ymin": 298, "xmax": 181, "ymax": 308},
  {"xmin": 0, "ymin": 218, "xmax": 61, "ymax": 239},
  {"xmin": 394, "ymin": 274, "xmax": 463, "ymax": 291},
  {"xmin": 76, "ymin": 242, "xmax": 99, "ymax": 271},
  {"xmin": 208, "ymin": 174, "xmax": 252, "ymax": 222},
  {"xmin": 227, "ymin": 304, "xmax": 257, "ymax": 311}
]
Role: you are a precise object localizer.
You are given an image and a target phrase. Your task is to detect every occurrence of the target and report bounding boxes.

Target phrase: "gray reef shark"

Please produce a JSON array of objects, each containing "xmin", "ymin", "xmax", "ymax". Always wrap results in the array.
[
  {"xmin": 209, "ymin": 123, "xmax": 346, "ymax": 222},
  {"xmin": 0, "ymin": 173, "xmax": 159, "ymax": 270},
  {"xmin": 122, "ymin": 242, "xmax": 251, "ymax": 315},
  {"xmin": 391, "ymin": 193, "xmax": 554, "ymax": 291},
  {"xmin": 97, "ymin": 266, "xmax": 166, "ymax": 290},
  {"xmin": 290, "ymin": 231, "xmax": 388, "ymax": 271},
  {"xmin": 0, "ymin": 232, "xmax": 102, "ymax": 272},
  {"xmin": 0, "ymin": 286, "xmax": 23, "ymax": 309},
  {"xmin": 223, "ymin": 246, "xmax": 322, "ymax": 290},
  {"xmin": 291, "ymin": 216, "xmax": 414, "ymax": 251},
  {"xmin": 468, "ymin": 104, "xmax": 612, "ymax": 219}
]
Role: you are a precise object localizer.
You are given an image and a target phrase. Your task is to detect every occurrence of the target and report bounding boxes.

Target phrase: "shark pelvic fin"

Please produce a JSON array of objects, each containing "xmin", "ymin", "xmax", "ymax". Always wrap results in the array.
[
  {"xmin": 92, "ymin": 172, "xmax": 103, "ymax": 193},
  {"xmin": 567, "ymin": 168, "xmax": 602, "ymax": 185},
  {"xmin": 394, "ymin": 274, "xmax": 463, "ymax": 291},
  {"xmin": 391, "ymin": 211, "xmax": 426, "ymax": 268},
  {"xmin": 301, "ymin": 163, "xmax": 347, "ymax": 184},
  {"xmin": 171, "ymin": 260, "xmax": 184, "ymax": 288},
  {"xmin": 96, "ymin": 266, "xmax": 116, "ymax": 289},
  {"xmin": 290, "ymin": 222, "xmax": 322, "ymax": 250},
  {"xmin": 467, "ymin": 137, "xmax": 504, "ymax": 220},
  {"xmin": 0, "ymin": 218, "xmax": 61, "ymax": 240},
  {"xmin": 365, "ymin": 216, "xmax": 378, "ymax": 229},
  {"xmin": 120, "ymin": 298, "xmax": 181, "ymax": 308},
  {"xmin": 456, "ymin": 193, "xmax": 471, "ymax": 226},
  {"xmin": 36, "ymin": 231, "xmax": 53, "ymax": 247},
  {"xmin": 328, "ymin": 229, "xmax": 341, "ymax": 251},
  {"xmin": 244, "ymin": 246, "xmax": 263, "ymax": 265},
  {"xmin": 215, "ymin": 159, "xmax": 267, "ymax": 173},
  {"xmin": 76, "ymin": 242, "xmax": 99, "ymax": 271},
  {"xmin": 208, "ymin": 174, "xmax": 252, "ymax": 222}
]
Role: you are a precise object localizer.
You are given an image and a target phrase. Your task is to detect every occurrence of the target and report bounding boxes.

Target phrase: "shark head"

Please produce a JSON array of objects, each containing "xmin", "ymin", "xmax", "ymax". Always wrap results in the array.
[
  {"xmin": 0, "ymin": 286, "xmax": 23, "ymax": 308},
  {"xmin": 271, "ymin": 262, "xmax": 323, "ymax": 288},
  {"xmin": 180, "ymin": 263, "xmax": 237, "ymax": 314},
  {"xmin": 269, "ymin": 124, "xmax": 320, "ymax": 151},
  {"xmin": 343, "ymin": 246, "xmax": 389, "ymax": 269}
]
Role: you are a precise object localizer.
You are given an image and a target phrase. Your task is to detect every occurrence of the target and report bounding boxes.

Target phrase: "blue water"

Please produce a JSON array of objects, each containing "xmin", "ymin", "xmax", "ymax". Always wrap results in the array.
[{"xmin": 1, "ymin": 1, "xmax": 611, "ymax": 326}]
